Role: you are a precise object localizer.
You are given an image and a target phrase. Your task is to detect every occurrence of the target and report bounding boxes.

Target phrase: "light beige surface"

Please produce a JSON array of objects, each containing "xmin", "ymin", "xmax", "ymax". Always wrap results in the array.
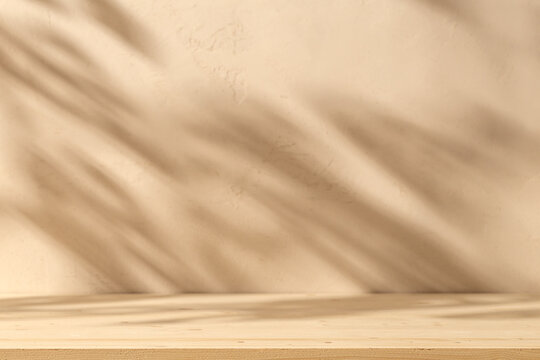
[
  {"xmin": 1, "ymin": 0, "xmax": 540, "ymax": 293},
  {"xmin": 1, "ymin": 294, "xmax": 540, "ymax": 359}
]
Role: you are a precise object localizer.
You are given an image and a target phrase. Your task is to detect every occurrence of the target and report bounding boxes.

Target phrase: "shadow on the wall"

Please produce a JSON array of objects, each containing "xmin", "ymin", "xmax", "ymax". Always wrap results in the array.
[{"xmin": 0, "ymin": 0, "xmax": 539, "ymax": 293}]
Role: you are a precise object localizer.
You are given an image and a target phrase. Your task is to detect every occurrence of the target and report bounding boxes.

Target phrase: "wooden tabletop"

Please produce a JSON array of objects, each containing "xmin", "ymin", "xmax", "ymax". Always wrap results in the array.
[{"xmin": 1, "ymin": 293, "xmax": 539, "ymax": 359}]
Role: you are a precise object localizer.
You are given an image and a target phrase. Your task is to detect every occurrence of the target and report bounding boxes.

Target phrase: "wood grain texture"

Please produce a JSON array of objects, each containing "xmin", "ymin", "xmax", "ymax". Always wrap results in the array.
[{"xmin": 1, "ymin": 294, "xmax": 539, "ymax": 359}]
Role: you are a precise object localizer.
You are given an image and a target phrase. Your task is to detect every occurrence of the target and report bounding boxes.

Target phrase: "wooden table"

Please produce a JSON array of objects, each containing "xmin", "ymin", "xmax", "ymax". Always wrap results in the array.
[{"xmin": 1, "ymin": 293, "xmax": 539, "ymax": 359}]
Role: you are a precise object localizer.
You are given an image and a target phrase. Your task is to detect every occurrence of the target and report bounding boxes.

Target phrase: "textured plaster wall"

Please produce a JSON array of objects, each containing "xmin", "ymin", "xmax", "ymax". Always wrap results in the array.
[{"xmin": 1, "ymin": 0, "xmax": 540, "ymax": 293}]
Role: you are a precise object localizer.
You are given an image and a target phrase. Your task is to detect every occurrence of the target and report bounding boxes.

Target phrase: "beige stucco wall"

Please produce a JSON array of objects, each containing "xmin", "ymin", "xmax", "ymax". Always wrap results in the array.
[{"xmin": 1, "ymin": 0, "xmax": 540, "ymax": 293}]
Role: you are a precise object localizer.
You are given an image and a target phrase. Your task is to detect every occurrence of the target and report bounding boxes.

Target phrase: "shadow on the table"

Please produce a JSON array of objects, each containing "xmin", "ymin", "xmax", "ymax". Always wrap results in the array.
[{"xmin": 1, "ymin": 294, "xmax": 540, "ymax": 324}]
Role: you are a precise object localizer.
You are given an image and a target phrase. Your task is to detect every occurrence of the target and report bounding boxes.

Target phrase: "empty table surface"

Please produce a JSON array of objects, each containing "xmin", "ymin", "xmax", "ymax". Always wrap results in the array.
[{"xmin": 1, "ymin": 293, "xmax": 540, "ymax": 359}]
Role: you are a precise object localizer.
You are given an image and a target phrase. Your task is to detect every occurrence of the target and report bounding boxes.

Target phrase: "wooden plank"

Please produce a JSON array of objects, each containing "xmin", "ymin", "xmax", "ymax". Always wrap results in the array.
[
  {"xmin": 0, "ymin": 349, "xmax": 540, "ymax": 360},
  {"xmin": 1, "ymin": 294, "xmax": 539, "ymax": 359}
]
